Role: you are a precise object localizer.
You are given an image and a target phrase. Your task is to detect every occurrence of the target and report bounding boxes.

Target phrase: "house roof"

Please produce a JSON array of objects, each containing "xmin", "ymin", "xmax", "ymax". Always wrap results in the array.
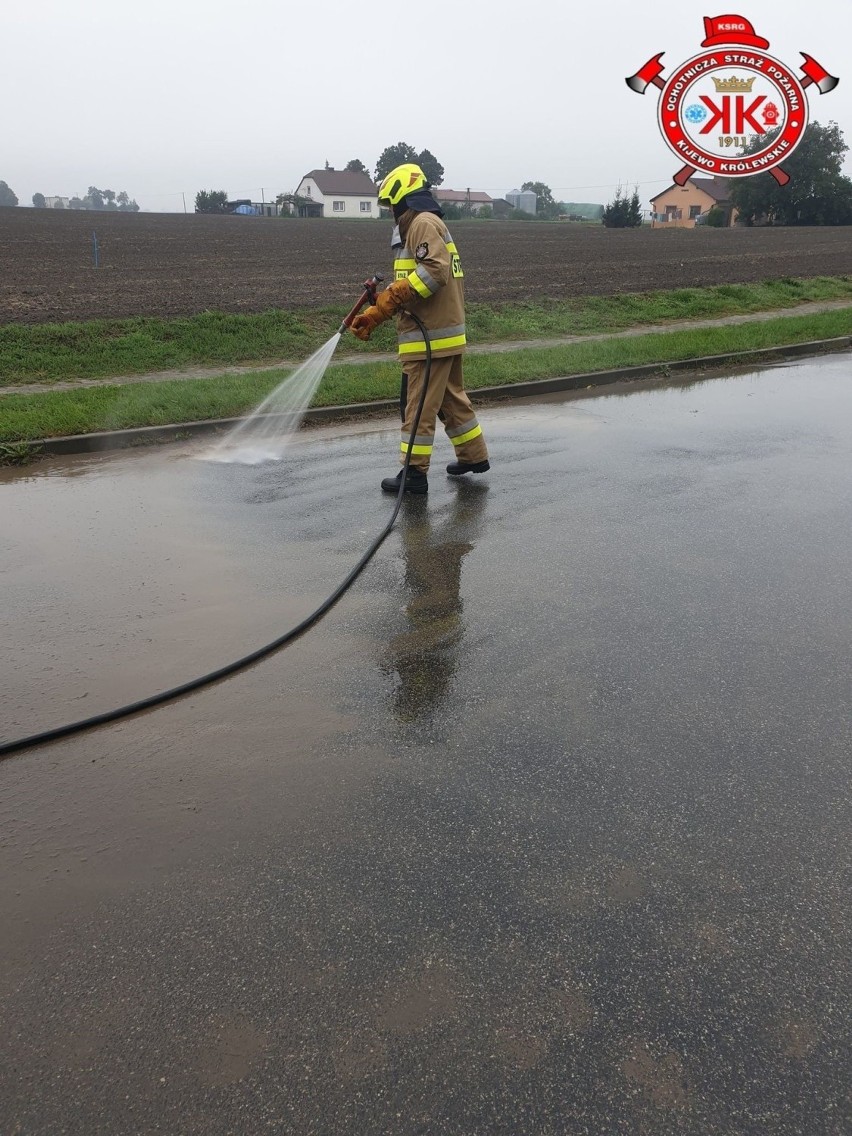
[
  {"xmin": 650, "ymin": 177, "xmax": 731, "ymax": 203},
  {"xmin": 433, "ymin": 188, "xmax": 493, "ymax": 204},
  {"xmin": 300, "ymin": 169, "xmax": 378, "ymax": 196}
]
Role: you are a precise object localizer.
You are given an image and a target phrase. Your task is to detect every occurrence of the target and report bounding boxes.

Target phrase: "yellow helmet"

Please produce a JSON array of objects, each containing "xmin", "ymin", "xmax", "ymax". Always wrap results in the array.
[{"xmin": 377, "ymin": 163, "xmax": 427, "ymax": 207}]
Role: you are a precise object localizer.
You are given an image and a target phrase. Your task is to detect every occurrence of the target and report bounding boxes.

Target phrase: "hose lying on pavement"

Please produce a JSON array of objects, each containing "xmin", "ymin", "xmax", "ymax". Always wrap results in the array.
[{"xmin": 0, "ymin": 315, "xmax": 433, "ymax": 760}]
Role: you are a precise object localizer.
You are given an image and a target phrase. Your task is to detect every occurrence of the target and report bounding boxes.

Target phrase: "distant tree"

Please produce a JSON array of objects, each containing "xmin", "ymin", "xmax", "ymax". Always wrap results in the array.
[
  {"xmin": 53, "ymin": 198, "xmax": 66, "ymax": 209},
  {"xmin": 102, "ymin": 189, "xmax": 117, "ymax": 211},
  {"xmin": 476, "ymin": 204, "xmax": 493, "ymax": 219},
  {"xmin": 276, "ymin": 190, "xmax": 313, "ymax": 217},
  {"xmin": 116, "ymin": 190, "xmax": 140, "ymax": 212},
  {"xmin": 69, "ymin": 196, "xmax": 85, "ymax": 209},
  {"xmin": 417, "ymin": 149, "xmax": 445, "ymax": 187},
  {"xmin": 522, "ymin": 181, "xmax": 559, "ymax": 218},
  {"xmin": 510, "ymin": 208, "xmax": 534, "ymax": 221},
  {"xmin": 0, "ymin": 180, "xmax": 18, "ymax": 206},
  {"xmin": 195, "ymin": 189, "xmax": 229, "ymax": 214},
  {"xmin": 32, "ymin": 192, "xmax": 47, "ymax": 208},
  {"xmin": 703, "ymin": 205, "xmax": 726, "ymax": 227},
  {"xmin": 84, "ymin": 186, "xmax": 105, "ymax": 210},
  {"xmin": 375, "ymin": 142, "xmax": 418, "ymax": 182},
  {"xmin": 602, "ymin": 184, "xmax": 642, "ymax": 228},
  {"xmin": 345, "ymin": 158, "xmax": 369, "ymax": 176},
  {"xmin": 440, "ymin": 202, "xmax": 463, "ymax": 220},
  {"xmin": 730, "ymin": 120, "xmax": 852, "ymax": 226},
  {"xmin": 627, "ymin": 187, "xmax": 643, "ymax": 226}
]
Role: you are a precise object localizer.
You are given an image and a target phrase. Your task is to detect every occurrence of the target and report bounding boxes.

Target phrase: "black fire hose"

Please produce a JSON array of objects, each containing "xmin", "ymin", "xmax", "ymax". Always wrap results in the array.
[{"xmin": 0, "ymin": 312, "xmax": 433, "ymax": 759}]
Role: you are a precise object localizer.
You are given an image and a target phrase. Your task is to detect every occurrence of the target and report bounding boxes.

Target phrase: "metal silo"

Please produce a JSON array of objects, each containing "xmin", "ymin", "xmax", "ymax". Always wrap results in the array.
[{"xmin": 506, "ymin": 188, "xmax": 537, "ymax": 215}]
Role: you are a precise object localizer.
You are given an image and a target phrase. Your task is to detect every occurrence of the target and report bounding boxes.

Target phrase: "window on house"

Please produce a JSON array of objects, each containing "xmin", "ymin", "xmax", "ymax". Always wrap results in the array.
[
  {"xmin": 305, "ymin": 186, "xmax": 311, "ymax": 197},
  {"xmin": 689, "ymin": 205, "xmax": 702, "ymax": 219},
  {"xmin": 333, "ymin": 200, "xmax": 345, "ymax": 212},
  {"xmin": 360, "ymin": 201, "xmax": 372, "ymax": 212}
]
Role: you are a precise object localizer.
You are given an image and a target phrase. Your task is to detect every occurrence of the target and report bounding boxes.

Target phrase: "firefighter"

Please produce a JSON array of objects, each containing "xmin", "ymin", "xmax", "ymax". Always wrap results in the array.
[{"xmin": 350, "ymin": 163, "xmax": 490, "ymax": 495}]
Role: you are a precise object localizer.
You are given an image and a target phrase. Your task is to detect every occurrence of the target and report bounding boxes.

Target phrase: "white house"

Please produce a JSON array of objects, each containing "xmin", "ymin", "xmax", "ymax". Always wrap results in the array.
[{"xmin": 293, "ymin": 168, "xmax": 378, "ymax": 219}]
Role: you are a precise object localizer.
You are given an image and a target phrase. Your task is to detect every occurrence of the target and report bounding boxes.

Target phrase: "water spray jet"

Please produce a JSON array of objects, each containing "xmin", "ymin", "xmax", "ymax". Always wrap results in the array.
[{"xmin": 206, "ymin": 274, "xmax": 386, "ymax": 465}]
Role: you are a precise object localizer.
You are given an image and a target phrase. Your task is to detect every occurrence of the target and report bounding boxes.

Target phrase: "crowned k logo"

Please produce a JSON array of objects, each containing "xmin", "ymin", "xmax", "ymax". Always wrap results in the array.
[{"xmin": 625, "ymin": 14, "xmax": 839, "ymax": 186}]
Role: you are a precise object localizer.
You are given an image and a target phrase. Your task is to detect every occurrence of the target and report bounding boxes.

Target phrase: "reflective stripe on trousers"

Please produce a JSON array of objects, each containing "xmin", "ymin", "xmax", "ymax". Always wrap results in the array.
[{"xmin": 446, "ymin": 418, "xmax": 483, "ymax": 448}]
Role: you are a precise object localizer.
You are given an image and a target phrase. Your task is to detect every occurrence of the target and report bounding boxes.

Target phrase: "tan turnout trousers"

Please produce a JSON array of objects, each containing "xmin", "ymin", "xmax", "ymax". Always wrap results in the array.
[{"xmin": 400, "ymin": 355, "xmax": 489, "ymax": 474}]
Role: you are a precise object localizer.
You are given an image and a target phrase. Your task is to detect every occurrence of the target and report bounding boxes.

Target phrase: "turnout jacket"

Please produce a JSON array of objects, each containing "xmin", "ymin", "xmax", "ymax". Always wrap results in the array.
[{"xmin": 392, "ymin": 210, "xmax": 466, "ymax": 361}]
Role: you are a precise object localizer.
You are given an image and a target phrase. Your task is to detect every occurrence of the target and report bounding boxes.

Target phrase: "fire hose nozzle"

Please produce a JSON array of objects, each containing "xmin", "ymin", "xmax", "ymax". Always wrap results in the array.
[{"xmin": 339, "ymin": 272, "xmax": 386, "ymax": 333}]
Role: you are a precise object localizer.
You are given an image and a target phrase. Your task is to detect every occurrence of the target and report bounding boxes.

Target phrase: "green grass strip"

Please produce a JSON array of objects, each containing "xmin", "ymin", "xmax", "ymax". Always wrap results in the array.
[
  {"xmin": 2, "ymin": 276, "xmax": 851, "ymax": 384},
  {"xmin": 1, "ymin": 308, "xmax": 849, "ymax": 444}
]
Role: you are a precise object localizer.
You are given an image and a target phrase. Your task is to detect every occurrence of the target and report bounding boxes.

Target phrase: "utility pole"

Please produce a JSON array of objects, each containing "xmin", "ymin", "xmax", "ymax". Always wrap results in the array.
[{"xmin": 182, "ymin": 192, "xmax": 187, "ymax": 214}]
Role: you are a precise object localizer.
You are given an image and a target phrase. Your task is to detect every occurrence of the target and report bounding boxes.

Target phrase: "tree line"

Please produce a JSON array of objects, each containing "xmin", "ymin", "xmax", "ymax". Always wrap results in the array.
[{"xmin": 0, "ymin": 182, "xmax": 140, "ymax": 211}]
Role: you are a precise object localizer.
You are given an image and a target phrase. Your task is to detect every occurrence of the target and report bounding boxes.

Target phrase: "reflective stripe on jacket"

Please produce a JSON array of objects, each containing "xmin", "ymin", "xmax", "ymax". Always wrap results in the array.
[{"xmin": 392, "ymin": 211, "xmax": 466, "ymax": 360}]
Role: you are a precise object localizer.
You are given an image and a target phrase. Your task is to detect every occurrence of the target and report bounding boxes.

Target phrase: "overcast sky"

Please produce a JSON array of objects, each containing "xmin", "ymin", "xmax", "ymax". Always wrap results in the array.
[{"xmin": 3, "ymin": 0, "xmax": 850, "ymax": 211}]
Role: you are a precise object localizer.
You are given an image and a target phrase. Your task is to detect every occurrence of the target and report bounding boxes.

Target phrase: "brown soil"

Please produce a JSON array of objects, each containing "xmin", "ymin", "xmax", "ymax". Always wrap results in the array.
[{"xmin": 1, "ymin": 206, "xmax": 850, "ymax": 324}]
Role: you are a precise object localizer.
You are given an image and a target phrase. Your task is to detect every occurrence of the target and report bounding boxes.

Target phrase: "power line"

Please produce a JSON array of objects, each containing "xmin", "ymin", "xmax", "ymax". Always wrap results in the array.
[{"xmin": 474, "ymin": 178, "xmax": 672, "ymax": 193}]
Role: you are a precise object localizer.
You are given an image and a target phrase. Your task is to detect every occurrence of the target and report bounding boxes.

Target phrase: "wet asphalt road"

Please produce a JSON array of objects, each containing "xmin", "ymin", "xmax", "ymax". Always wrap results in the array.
[{"xmin": 1, "ymin": 355, "xmax": 851, "ymax": 1135}]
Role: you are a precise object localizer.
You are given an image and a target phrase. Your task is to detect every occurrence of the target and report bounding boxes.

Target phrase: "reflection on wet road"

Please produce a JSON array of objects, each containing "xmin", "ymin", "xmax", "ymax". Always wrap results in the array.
[
  {"xmin": 1, "ymin": 356, "xmax": 850, "ymax": 1134},
  {"xmin": 382, "ymin": 487, "xmax": 488, "ymax": 722}
]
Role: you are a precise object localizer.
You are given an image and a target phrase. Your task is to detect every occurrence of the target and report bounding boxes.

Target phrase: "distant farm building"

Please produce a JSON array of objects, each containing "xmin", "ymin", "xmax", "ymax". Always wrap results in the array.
[
  {"xmin": 650, "ymin": 178, "xmax": 736, "ymax": 228},
  {"xmin": 227, "ymin": 200, "xmax": 280, "ymax": 217},
  {"xmin": 506, "ymin": 188, "xmax": 537, "ymax": 215},
  {"xmin": 292, "ymin": 169, "xmax": 379, "ymax": 219},
  {"xmin": 432, "ymin": 188, "xmax": 493, "ymax": 215}
]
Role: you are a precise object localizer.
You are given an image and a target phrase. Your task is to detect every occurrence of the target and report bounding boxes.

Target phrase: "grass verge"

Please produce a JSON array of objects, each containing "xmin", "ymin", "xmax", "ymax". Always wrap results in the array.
[
  {"xmin": 1, "ymin": 308, "xmax": 849, "ymax": 444},
  {"xmin": 2, "ymin": 276, "xmax": 851, "ymax": 384}
]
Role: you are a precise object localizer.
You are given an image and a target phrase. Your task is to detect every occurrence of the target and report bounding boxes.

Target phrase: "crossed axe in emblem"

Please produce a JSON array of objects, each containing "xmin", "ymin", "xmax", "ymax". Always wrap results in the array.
[{"xmin": 626, "ymin": 52, "xmax": 839, "ymax": 186}]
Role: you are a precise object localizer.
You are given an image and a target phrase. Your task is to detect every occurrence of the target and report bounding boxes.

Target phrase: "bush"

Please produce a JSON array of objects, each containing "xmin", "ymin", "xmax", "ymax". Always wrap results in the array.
[{"xmin": 195, "ymin": 189, "xmax": 229, "ymax": 214}]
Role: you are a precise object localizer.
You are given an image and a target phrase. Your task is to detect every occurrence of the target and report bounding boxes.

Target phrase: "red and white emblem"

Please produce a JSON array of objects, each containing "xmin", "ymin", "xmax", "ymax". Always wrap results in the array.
[{"xmin": 626, "ymin": 14, "xmax": 839, "ymax": 186}]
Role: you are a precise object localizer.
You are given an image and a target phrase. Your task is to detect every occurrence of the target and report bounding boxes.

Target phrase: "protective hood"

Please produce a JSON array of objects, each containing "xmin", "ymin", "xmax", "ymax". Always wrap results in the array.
[{"xmin": 393, "ymin": 188, "xmax": 444, "ymax": 220}]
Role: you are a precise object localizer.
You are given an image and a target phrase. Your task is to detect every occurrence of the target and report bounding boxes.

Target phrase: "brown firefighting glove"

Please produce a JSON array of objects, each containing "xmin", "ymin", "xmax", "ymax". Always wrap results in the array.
[
  {"xmin": 350, "ymin": 307, "xmax": 383, "ymax": 341},
  {"xmin": 375, "ymin": 277, "xmax": 416, "ymax": 316},
  {"xmin": 349, "ymin": 279, "xmax": 416, "ymax": 341}
]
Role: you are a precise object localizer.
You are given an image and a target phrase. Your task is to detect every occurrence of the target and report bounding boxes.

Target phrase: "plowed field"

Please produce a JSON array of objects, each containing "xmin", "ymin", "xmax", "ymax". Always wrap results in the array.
[{"xmin": 1, "ymin": 207, "xmax": 850, "ymax": 324}]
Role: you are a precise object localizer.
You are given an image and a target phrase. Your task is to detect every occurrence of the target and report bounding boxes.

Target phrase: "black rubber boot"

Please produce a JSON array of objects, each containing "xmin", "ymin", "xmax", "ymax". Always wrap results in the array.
[
  {"xmin": 446, "ymin": 459, "xmax": 490, "ymax": 476},
  {"xmin": 381, "ymin": 467, "xmax": 429, "ymax": 495}
]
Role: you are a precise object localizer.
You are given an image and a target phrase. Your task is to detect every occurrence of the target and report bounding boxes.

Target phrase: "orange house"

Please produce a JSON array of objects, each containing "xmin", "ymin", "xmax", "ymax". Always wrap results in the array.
[{"xmin": 650, "ymin": 177, "xmax": 736, "ymax": 228}]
